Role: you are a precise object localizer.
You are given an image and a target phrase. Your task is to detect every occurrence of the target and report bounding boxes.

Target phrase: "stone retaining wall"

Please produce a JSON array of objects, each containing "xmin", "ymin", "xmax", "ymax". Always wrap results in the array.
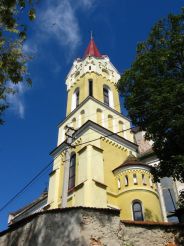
[{"xmin": 0, "ymin": 207, "xmax": 183, "ymax": 246}]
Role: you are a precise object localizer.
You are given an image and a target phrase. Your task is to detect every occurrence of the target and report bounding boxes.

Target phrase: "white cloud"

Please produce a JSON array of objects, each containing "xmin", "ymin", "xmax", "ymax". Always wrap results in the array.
[
  {"xmin": 39, "ymin": 0, "xmax": 81, "ymax": 52},
  {"xmin": 7, "ymin": 82, "xmax": 27, "ymax": 119},
  {"xmin": 77, "ymin": 0, "xmax": 96, "ymax": 9},
  {"xmin": 37, "ymin": 0, "xmax": 97, "ymax": 55},
  {"xmin": 23, "ymin": 43, "xmax": 38, "ymax": 56}
]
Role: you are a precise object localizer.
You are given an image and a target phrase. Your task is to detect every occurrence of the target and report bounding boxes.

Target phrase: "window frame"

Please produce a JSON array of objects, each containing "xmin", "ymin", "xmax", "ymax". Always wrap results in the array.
[
  {"xmin": 103, "ymin": 86, "xmax": 109, "ymax": 106},
  {"xmin": 133, "ymin": 173, "xmax": 138, "ymax": 185},
  {"xmin": 75, "ymin": 88, "xmax": 80, "ymax": 107},
  {"xmin": 89, "ymin": 79, "xmax": 93, "ymax": 97},
  {"xmin": 132, "ymin": 200, "xmax": 144, "ymax": 221},
  {"xmin": 68, "ymin": 153, "xmax": 76, "ymax": 191},
  {"xmin": 142, "ymin": 174, "xmax": 146, "ymax": 185},
  {"xmin": 125, "ymin": 175, "xmax": 129, "ymax": 186}
]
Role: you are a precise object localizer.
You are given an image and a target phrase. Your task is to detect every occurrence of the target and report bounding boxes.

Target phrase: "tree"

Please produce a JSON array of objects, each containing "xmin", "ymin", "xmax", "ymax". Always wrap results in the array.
[
  {"xmin": 0, "ymin": 0, "xmax": 36, "ymax": 124},
  {"xmin": 118, "ymin": 8, "xmax": 184, "ymax": 183}
]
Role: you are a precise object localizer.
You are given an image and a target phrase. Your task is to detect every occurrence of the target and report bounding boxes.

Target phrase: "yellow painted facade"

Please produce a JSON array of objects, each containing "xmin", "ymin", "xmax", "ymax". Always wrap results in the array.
[
  {"xmin": 47, "ymin": 39, "xmax": 163, "ymax": 222},
  {"xmin": 66, "ymin": 73, "xmax": 121, "ymax": 116}
]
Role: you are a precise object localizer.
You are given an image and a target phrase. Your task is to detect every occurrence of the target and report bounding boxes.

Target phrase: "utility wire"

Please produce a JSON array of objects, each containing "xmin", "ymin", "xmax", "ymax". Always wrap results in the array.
[
  {"xmin": 0, "ymin": 161, "xmax": 53, "ymax": 213},
  {"xmin": 0, "ymin": 126, "xmax": 135, "ymax": 213},
  {"xmin": 72, "ymin": 126, "xmax": 135, "ymax": 147}
]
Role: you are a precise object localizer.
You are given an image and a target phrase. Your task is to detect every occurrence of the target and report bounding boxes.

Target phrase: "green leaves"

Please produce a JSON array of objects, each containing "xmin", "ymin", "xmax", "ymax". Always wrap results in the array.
[
  {"xmin": 0, "ymin": 0, "xmax": 37, "ymax": 124},
  {"xmin": 29, "ymin": 8, "xmax": 36, "ymax": 20},
  {"xmin": 118, "ymin": 8, "xmax": 184, "ymax": 182}
]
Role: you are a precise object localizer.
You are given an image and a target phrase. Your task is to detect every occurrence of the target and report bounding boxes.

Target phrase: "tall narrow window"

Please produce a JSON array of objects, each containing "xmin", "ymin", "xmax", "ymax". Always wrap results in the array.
[
  {"xmin": 142, "ymin": 174, "xmax": 146, "ymax": 185},
  {"xmin": 103, "ymin": 86, "xmax": 109, "ymax": 106},
  {"xmin": 133, "ymin": 173, "xmax": 138, "ymax": 185},
  {"xmin": 71, "ymin": 88, "xmax": 80, "ymax": 111},
  {"xmin": 149, "ymin": 176, "xmax": 153, "ymax": 187},
  {"xmin": 125, "ymin": 175, "xmax": 129, "ymax": 186},
  {"xmin": 132, "ymin": 201, "xmax": 144, "ymax": 221},
  {"xmin": 117, "ymin": 178, "xmax": 121, "ymax": 189},
  {"xmin": 68, "ymin": 153, "xmax": 76, "ymax": 190},
  {"xmin": 76, "ymin": 88, "xmax": 79, "ymax": 107},
  {"xmin": 89, "ymin": 79, "xmax": 93, "ymax": 97}
]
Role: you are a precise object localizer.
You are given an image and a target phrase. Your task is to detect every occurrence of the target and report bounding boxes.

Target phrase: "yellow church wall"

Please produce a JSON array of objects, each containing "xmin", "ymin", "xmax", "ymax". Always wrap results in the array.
[
  {"xmin": 100, "ymin": 139, "xmax": 135, "ymax": 194},
  {"xmin": 113, "ymin": 167, "xmax": 162, "ymax": 221},
  {"xmin": 91, "ymin": 73, "xmax": 120, "ymax": 112},
  {"xmin": 48, "ymin": 111, "xmax": 162, "ymax": 222},
  {"xmin": 66, "ymin": 73, "xmax": 121, "ymax": 116},
  {"xmin": 66, "ymin": 76, "xmax": 88, "ymax": 116},
  {"xmin": 82, "ymin": 144, "xmax": 107, "ymax": 207},
  {"xmin": 57, "ymin": 99, "xmax": 134, "ymax": 146},
  {"xmin": 47, "ymin": 155, "xmax": 64, "ymax": 209},
  {"xmin": 118, "ymin": 190, "xmax": 162, "ymax": 222},
  {"xmin": 91, "ymin": 180, "xmax": 107, "ymax": 208}
]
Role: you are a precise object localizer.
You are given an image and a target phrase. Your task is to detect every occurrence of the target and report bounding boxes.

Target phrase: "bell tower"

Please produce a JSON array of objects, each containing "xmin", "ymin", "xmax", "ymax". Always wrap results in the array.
[
  {"xmin": 66, "ymin": 37, "xmax": 121, "ymax": 117},
  {"xmin": 47, "ymin": 37, "xmax": 138, "ymax": 212}
]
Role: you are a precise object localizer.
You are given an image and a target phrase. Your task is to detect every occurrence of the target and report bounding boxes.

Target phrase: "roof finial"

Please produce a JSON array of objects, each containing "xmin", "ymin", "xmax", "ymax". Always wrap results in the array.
[{"xmin": 90, "ymin": 31, "xmax": 93, "ymax": 40}]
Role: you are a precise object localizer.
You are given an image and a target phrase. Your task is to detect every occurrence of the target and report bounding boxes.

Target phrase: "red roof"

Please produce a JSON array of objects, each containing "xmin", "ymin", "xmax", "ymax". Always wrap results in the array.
[{"xmin": 84, "ymin": 38, "xmax": 102, "ymax": 58}]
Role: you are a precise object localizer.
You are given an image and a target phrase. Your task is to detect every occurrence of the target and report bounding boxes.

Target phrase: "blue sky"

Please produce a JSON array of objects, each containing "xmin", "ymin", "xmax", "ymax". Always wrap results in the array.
[{"xmin": 0, "ymin": 0, "xmax": 183, "ymax": 231}]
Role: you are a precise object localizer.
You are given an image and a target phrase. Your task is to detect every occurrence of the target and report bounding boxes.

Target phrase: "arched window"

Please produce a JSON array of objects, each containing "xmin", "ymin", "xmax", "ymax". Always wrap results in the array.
[
  {"xmin": 117, "ymin": 178, "xmax": 121, "ymax": 189},
  {"xmin": 76, "ymin": 88, "xmax": 80, "ymax": 107},
  {"xmin": 71, "ymin": 88, "xmax": 80, "ymax": 111},
  {"xmin": 149, "ymin": 176, "xmax": 153, "ymax": 187},
  {"xmin": 133, "ymin": 173, "xmax": 138, "ymax": 185},
  {"xmin": 103, "ymin": 85, "xmax": 114, "ymax": 108},
  {"xmin": 103, "ymin": 85, "xmax": 109, "ymax": 106},
  {"xmin": 89, "ymin": 79, "xmax": 93, "ymax": 96},
  {"xmin": 68, "ymin": 153, "xmax": 76, "ymax": 190},
  {"xmin": 142, "ymin": 174, "xmax": 146, "ymax": 185},
  {"xmin": 132, "ymin": 200, "xmax": 144, "ymax": 221},
  {"xmin": 125, "ymin": 175, "xmax": 129, "ymax": 186}
]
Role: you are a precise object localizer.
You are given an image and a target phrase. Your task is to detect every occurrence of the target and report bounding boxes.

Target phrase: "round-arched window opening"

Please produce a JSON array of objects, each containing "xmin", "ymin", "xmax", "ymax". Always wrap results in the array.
[
  {"xmin": 103, "ymin": 85, "xmax": 114, "ymax": 108},
  {"xmin": 103, "ymin": 85, "xmax": 110, "ymax": 106},
  {"xmin": 71, "ymin": 88, "xmax": 80, "ymax": 111},
  {"xmin": 132, "ymin": 200, "xmax": 144, "ymax": 221},
  {"xmin": 68, "ymin": 153, "xmax": 76, "ymax": 190}
]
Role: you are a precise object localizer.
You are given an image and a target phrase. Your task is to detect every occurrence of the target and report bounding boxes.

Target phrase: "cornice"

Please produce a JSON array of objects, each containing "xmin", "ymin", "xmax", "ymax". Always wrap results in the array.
[
  {"xmin": 58, "ymin": 96, "xmax": 130, "ymax": 128},
  {"xmin": 66, "ymin": 56, "xmax": 120, "ymax": 90},
  {"xmin": 50, "ymin": 120, "xmax": 138, "ymax": 158}
]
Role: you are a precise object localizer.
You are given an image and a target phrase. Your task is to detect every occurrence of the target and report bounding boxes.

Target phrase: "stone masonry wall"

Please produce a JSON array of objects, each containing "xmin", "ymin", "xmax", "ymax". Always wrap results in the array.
[{"xmin": 0, "ymin": 207, "xmax": 183, "ymax": 246}]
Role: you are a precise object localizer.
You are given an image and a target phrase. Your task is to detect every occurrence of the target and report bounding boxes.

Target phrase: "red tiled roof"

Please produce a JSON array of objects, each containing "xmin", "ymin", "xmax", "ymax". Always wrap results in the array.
[{"xmin": 84, "ymin": 38, "xmax": 102, "ymax": 58}]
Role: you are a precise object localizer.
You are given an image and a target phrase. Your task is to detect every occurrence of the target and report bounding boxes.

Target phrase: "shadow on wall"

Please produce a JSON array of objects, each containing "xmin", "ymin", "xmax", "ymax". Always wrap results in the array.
[
  {"xmin": 144, "ymin": 208, "xmax": 159, "ymax": 222},
  {"xmin": 2, "ymin": 212, "xmax": 86, "ymax": 246},
  {"xmin": 0, "ymin": 208, "xmax": 119, "ymax": 246}
]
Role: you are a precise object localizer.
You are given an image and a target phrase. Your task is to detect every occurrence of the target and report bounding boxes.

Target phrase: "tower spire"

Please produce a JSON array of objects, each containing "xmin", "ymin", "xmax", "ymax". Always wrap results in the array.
[
  {"xmin": 83, "ymin": 35, "xmax": 102, "ymax": 58},
  {"xmin": 90, "ymin": 31, "xmax": 93, "ymax": 40}
]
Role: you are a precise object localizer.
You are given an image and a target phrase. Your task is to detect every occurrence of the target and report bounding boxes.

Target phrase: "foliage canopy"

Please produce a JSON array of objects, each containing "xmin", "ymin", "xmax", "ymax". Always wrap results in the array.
[
  {"xmin": 0, "ymin": 0, "xmax": 36, "ymax": 124},
  {"xmin": 118, "ymin": 8, "xmax": 184, "ymax": 182}
]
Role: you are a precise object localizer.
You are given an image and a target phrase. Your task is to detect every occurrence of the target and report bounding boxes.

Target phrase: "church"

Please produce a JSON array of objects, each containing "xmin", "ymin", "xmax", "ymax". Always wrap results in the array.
[{"xmin": 8, "ymin": 37, "xmax": 180, "ymax": 225}]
